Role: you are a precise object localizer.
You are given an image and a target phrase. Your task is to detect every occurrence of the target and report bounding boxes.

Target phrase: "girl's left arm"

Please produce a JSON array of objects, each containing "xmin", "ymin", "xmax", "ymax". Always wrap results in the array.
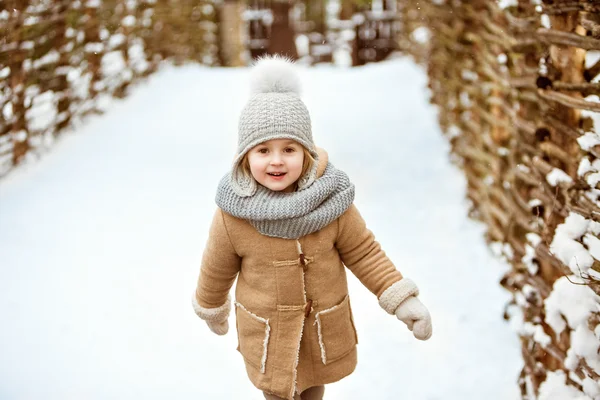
[
  {"xmin": 336, "ymin": 204, "xmax": 407, "ymax": 297},
  {"xmin": 336, "ymin": 204, "xmax": 431, "ymax": 340}
]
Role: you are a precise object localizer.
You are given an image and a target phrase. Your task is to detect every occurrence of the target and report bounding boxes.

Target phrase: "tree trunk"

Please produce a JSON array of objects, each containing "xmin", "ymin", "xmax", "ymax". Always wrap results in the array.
[{"xmin": 219, "ymin": 0, "xmax": 246, "ymax": 66}]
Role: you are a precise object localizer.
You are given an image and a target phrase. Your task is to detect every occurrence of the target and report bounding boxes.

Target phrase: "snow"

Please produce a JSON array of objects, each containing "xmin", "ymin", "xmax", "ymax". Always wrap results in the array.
[
  {"xmin": 67, "ymin": 67, "xmax": 92, "ymax": 101},
  {"xmin": 578, "ymin": 132, "xmax": 600, "ymax": 151},
  {"xmin": 523, "ymin": 232, "xmax": 540, "ymax": 275},
  {"xmin": 586, "ymin": 52, "xmax": 600, "ymax": 69},
  {"xmin": 33, "ymin": 50, "xmax": 60, "ymax": 69},
  {"xmin": 23, "ymin": 16, "xmax": 39, "ymax": 26},
  {"xmin": 557, "ymin": 213, "xmax": 589, "ymax": 240},
  {"xmin": 583, "ymin": 233, "xmax": 600, "ymax": 261},
  {"xmin": 100, "ymin": 28, "xmax": 110, "ymax": 41},
  {"xmin": 26, "ymin": 90, "xmax": 58, "ymax": 132},
  {"xmin": 101, "ymin": 51, "xmax": 132, "ymax": 92},
  {"xmin": 546, "ymin": 167, "xmax": 573, "ymax": 186},
  {"xmin": 541, "ymin": 14, "xmax": 551, "ymax": 29},
  {"xmin": 2, "ymin": 101, "xmax": 13, "ymax": 120},
  {"xmin": 498, "ymin": 0, "xmax": 518, "ymax": 9},
  {"xmin": 578, "ymin": 157, "xmax": 600, "ymax": 190},
  {"xmin": 84, "ymin": 42, "xmax": 104, "ymax": 53},
  {"xmin": 411, "ymin": 27, "xmax": 430, "ymax": 44},
  {"xmin": 128, "ymin": 41, "xmax": 149, "ymax": 74},
  {"xmin": 108, "ymin": 33, "xmax": 126, "ymax": 50},
  {"xmin": 550, "ymin": 212, "xmax": 600, "ymax": 277},
  {"xmin": 583, "ymin": 376, "xmax": 600, "ymax": 398},
  {"xmin": 543, "ymin": 272, "xmax": 600, "ymax": 384},
  {"xmin": 585, "ymin": 95, "xmax": 600, "ymax": 104},
  {"xmin": 0, "ymin": 58, "xmax": 521, "ymax": 399},
  {"xmin": 545, "ymin": 276, "xmax": 599, "ymax": 336},
  {"xmin": 122, "ymin": 15, "xmax": 136, "ymax": 27},
  {"xmin": 570, "ymin": 324, "xmax": 600, "ymax": 372},
  {"xmin": 20, "ymin": 40, "xmax": 34, "ymax": 50},
  {"xmin": 539, "ymin": 370, "xmax": 591, "ymax": 400},
  {"xmin": 579, "ymin": 157, "xmax": 594, "ymax": 176}
]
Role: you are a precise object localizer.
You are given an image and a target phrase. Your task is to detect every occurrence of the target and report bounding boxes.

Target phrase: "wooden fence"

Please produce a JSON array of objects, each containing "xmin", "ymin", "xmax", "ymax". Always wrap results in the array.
[
  {"xmin": 400, "ymin": 0, "xmax": 600, "ymax": 397},
  {"xmin": 0, "ymin": 0, "xmax": 218, "ymax": 176}
]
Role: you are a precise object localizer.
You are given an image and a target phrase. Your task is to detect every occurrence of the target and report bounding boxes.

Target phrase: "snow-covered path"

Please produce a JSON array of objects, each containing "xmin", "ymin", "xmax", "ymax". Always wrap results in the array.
[{"xmin": 0, "ymin": 58, "xmax": 521, "ymax": 399}]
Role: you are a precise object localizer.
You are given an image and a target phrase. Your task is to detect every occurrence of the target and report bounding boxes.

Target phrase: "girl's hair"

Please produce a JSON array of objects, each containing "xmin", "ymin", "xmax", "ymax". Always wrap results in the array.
[{"xmin": 240, "ymin": 146, "xmax": 316, "ymax": 191}]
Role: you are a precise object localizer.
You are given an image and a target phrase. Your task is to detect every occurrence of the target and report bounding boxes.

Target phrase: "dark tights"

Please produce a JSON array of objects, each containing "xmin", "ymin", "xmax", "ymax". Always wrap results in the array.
[{"xmin": 263, "ymin": 385, "xmax": 325, "ymax": 400}]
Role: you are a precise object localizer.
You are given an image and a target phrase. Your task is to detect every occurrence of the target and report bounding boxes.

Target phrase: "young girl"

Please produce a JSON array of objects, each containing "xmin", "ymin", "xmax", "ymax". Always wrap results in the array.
[{"xmin": 192, "ymin": 56, "xmax": 432, "ymax": 400}]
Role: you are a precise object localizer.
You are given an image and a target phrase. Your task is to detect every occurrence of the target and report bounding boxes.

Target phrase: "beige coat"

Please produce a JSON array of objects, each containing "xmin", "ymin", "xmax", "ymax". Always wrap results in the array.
[{"xmin": 193, "ymin": 150, "xmax": 410, "ymax": 399}]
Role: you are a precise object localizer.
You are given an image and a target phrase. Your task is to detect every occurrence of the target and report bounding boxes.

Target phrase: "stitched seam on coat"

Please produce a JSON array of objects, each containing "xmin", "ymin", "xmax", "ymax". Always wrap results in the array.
[
  {"xmin": 277, "ymin": 301, "xmax": 318, "ymax": 312},
  {"xmin": 272, "ymin": 260, "xmax": 299, "ymax": 267},
  {"xmin": 291, "ymin": 316, "xmax": 305, "ymax": 399},
  {"xmin": 306, "ymin": 310, "xmax": 316, "ymax": 385},
  {"xmin": 313, "ymin": 295, "xmax": 349, "ymax": 365},
  {"xmin": 269, "ymin": 311, "xmax": 280, "ymax": 396},
  {"xmin": 234, "ymin": 301, "xmax": 270, "ymax": 374},
  {"xmin": 277, "ymin": 305, "xmax": 304, "ymax": 311},
  {"xmin": 314, "ymin": 313, "xmax": 327, "ymax": 365}
]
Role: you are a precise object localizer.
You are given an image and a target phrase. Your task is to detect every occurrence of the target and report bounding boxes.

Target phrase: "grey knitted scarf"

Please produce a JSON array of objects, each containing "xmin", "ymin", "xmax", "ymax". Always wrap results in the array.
[{"xmin": 215, "ymin": 162, "xmax": 355, "ymax": 239}]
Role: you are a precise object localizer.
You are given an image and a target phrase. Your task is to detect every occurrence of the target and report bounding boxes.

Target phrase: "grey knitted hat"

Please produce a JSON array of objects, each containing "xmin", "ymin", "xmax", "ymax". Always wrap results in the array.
[{"xmin": 231, "ymin": 55, "xmax": 319, "ymax": 197}]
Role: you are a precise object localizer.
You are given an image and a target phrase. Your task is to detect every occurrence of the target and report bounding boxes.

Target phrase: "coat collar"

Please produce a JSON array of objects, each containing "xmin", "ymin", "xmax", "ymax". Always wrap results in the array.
[{"xmin": 315, "ymin": 147, "xmax": 328, "ymax": 179}]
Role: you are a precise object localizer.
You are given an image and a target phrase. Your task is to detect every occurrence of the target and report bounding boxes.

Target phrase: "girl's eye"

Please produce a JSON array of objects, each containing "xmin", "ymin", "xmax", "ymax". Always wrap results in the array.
[
  {"xmin": 284, "ymin": 147, "xmax": 295, "ymax": 153},
  {"xmin": 257, "ymin": 148, "xmax": 268, "ymax": 154}
]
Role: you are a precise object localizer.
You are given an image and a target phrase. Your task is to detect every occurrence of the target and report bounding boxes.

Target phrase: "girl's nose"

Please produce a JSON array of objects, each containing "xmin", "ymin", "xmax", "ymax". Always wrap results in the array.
[{"xmin": 270, "ymin": 153, "xmax": 283, "ymax": 165}]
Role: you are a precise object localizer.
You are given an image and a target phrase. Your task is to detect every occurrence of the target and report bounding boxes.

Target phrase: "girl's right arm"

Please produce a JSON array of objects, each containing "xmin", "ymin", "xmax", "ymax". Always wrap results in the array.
[{"xmin": 192, "ymin": 209, "xmax": 241, "ymax": 327}]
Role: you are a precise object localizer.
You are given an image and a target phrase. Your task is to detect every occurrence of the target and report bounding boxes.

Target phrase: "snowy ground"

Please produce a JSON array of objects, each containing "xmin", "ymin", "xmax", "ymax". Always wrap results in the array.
[{"xmin": 0, "ymin": 57, "xmax": 522, "ymax": 399}]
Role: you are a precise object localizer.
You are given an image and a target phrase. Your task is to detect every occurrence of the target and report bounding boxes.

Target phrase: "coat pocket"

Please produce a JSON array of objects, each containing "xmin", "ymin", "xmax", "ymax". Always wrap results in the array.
[
  {"xmin": 234, "ymin": 301, "xmax": 271, "ymax": 373},
  {"xmin": 314, "ymin": 295, "xmax": 358, "ymax": 365}
]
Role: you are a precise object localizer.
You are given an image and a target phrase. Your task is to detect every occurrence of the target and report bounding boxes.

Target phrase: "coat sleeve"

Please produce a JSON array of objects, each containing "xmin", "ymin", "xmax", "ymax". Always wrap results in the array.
[
  {"xmin": 336, "ymin": 204, "xmax": 403, "ymax": 297},
  {"xmin": 336, "ymin": 204, "xmax": 420, "ymax": 315},
  {"xmin": 192, "ymin": 208, "xmax": 241, "ymax": 321}
]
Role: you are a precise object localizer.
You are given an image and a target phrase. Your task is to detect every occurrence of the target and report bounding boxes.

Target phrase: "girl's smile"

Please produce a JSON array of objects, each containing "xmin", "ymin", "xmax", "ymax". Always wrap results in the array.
[{"xmin": 267, "ymin": 172, "xmax": 287, "ymax": 180}]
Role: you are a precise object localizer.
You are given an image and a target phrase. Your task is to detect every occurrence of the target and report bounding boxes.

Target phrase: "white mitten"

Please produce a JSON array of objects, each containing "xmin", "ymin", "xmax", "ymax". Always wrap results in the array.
[
  {"xmin": 192, "ymin": 294, "xmax": 231, "ymax": 336},
  {"xmin": 378, "ymin": 278, "xmax": 432, "ymax": 341},
  {"xmin": 206, "ymin": 319, "xmax": 229, "ymax": 336},
  {"xmin": 394, "ymin": 296, "xmax": 432, "ymax": 341}
]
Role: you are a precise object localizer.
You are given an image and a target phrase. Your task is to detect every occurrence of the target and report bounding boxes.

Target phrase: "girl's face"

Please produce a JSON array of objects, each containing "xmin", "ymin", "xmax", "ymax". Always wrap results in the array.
[{"xmin": 247, "ymin": 139, "xmax": 305, "ymax": 193}]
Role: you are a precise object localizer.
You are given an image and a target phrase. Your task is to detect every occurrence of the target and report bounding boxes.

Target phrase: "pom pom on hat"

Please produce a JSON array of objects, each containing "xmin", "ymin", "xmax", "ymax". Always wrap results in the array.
[{"xmin": 250, "ymin": 55, "xmax": 301, "ymax": 95}]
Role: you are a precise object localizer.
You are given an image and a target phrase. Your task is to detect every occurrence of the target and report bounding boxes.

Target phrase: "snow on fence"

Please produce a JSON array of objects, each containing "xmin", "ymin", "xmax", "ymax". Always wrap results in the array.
[
  {"xmin": 399, "ymin": 0, "xmax": 600, "ymax": 398},
  {"xmin": 0, "ymin": 0, "xmax": 218, "ymax": 177}
]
